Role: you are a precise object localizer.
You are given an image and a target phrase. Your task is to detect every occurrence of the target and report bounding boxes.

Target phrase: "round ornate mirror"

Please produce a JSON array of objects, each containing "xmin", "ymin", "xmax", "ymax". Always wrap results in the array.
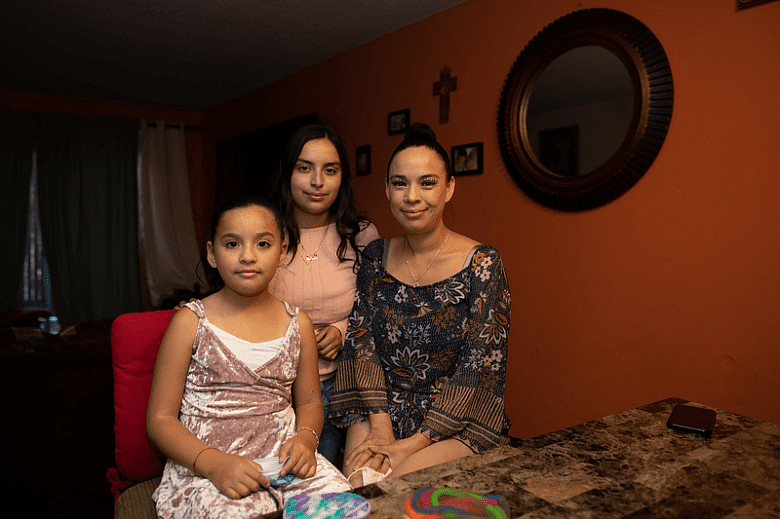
[{"xmin": 497, "ymin": 8, "xmax": 673, "ymax": 211}]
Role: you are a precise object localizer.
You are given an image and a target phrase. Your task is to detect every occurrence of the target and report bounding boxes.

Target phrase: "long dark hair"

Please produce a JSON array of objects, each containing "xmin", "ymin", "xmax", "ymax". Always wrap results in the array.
[
  {"xmin": 269, "ymin": 124, "xmax": 370, "ymax": 270},
  {"xmin": 198, "ymin": 195, "xmax": 284, "ymax": 295},
  {"xmin": 386, "ymin": 122, "xmax": 452, "ymax": 180}
]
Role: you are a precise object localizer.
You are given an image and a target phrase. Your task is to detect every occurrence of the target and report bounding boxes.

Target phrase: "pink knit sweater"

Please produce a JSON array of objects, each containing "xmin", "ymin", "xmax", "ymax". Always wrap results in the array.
[{"xmin": 268, "ymin": 222, "xmax": 379, "ymax": 379}]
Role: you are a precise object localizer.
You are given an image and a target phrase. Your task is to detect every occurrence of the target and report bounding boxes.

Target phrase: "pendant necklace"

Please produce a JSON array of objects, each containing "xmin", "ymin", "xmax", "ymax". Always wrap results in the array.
[
  {"xmin": 300, "ymin": 225, "xmax": 328, "ymax": 272},
  {"xmin": 404, "ymin": 230, "xmax": 449, "ymax": 287}
]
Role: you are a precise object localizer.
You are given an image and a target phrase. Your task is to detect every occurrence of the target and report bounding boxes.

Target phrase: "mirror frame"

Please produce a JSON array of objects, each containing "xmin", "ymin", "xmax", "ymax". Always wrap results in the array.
[{"xmin": 497, "ymin": 8, "xmax": 673, "ymax": 211}]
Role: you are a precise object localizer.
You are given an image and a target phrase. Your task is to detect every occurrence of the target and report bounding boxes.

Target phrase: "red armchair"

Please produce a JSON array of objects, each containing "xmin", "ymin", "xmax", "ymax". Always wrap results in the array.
[{"xmin": 108, "ymin": 309, "xmax": 176, "ymax": 518}]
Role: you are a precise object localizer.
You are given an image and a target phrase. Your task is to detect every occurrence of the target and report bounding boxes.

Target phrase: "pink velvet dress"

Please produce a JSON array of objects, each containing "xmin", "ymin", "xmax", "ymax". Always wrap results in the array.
[{"xmin": 152, "ymin": 300, "xmax": 350, "ymax": 519}]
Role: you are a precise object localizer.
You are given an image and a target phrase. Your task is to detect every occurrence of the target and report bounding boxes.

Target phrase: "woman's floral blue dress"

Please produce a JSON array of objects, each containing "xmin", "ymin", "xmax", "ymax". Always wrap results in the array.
[{"xmin": 330, "ymin": 239, "xmax": 511, "ymax": 452}]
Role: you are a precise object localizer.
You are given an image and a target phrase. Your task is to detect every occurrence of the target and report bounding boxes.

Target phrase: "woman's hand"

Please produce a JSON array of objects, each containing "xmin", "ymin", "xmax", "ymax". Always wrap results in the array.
[
  {"xmin": 174, "ymin": 298, "xmax": 198, "ymax": 311},
  {"xmin": 344, "ymin": 430, "xmax": 394, "ymax": 476},
  {"xmin": 315, "ymin": 325, "xmax": 343, "ymax": 361},
  {"xmin": 197, "ymin": 449, "xmax": 269, "ymax": 500},
  {"xmin": 279, "ymin": 430, "xmax": 318, "ymax": 479},
  {"xmin": 367, "ymin": 433, "xmax": 431, "ymax": 475}
]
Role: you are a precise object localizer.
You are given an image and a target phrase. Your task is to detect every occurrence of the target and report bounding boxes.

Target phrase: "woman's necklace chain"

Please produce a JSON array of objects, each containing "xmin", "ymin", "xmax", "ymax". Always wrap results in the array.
[
  {"xmin": 299, "ymin": 225, "xmax": 329, "ymax": 272},
  {"xmin": 404, "ymin": 230, "xmax": 449, "ymax": 287}
]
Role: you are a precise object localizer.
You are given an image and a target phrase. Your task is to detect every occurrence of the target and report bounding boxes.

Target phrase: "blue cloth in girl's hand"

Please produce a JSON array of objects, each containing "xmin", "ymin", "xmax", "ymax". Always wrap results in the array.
[
  {"xmin": 258, "ymin": 456, "xmax": 301, "ymax": 488},
  {"xmin": 268, "ymin": 472, "xmax": 299, "ymax": 487}
]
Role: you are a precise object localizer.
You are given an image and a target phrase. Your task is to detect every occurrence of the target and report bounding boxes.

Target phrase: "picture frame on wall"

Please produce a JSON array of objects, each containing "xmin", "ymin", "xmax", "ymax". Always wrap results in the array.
[
  {"xmin": 388, "ymin": 109, "xmax": 410, "ymax": 135},
  {"xmin": 451, "ymin": 142, "xmax": 483, "ymax": 176},
  {"xmin": 356, "ymin": 145, "xmax": 371, "ymax": 176},
  {"xmin": 736, "ymin": 0, "xmax": 779, "ymax": 10}
]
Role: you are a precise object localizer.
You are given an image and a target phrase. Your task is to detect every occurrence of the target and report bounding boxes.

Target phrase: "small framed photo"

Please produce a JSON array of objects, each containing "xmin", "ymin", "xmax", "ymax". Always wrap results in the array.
[
  {"xmin": 356, "ymin": 145, "xmax": 371, "ymax": 176},
  {"xmin": 451, "ymin": 142, "xmax": 483, "ymax": 176},
  {"xmin": 388, "ymin": 109, "xmax": 410, "ymax": 135}
]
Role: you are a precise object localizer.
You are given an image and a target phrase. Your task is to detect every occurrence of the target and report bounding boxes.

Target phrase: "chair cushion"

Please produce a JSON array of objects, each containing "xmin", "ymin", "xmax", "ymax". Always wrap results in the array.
[
  {"xmin": 114, "ymin": 476, "xmax": 162, "ymax": 519},
  {"xmin": 112, "ymin": 310, "xmax": 177, "ymax": 482}
]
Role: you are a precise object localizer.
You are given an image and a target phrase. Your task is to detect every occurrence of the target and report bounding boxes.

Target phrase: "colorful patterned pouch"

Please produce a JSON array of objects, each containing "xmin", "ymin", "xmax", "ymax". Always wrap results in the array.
[
  {"xmin": 405, "ymin": 487, "xmax": 510, "ymax": 519},
  {"xmin": 284, "ymin": 492, "xmax": 370, "ymax": 519}
]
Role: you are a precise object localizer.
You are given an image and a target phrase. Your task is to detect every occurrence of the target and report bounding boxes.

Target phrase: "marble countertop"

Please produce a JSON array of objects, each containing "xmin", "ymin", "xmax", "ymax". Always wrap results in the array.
[{"xmin": 352, "ymin": 397, "xmax": 780, "ymax": 518}]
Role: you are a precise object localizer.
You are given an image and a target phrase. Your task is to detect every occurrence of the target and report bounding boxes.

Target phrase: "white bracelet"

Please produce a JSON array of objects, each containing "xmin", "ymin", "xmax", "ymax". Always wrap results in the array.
[{"xmin": 297, "ymin": 426, "xmax": 320, "ymax": 448}]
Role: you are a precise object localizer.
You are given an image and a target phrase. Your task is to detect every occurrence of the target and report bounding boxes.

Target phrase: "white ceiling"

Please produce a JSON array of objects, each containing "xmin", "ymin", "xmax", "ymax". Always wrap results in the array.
[{"xmin": 2, "ymin": 0, "xmax": 467, "ymax": 110}]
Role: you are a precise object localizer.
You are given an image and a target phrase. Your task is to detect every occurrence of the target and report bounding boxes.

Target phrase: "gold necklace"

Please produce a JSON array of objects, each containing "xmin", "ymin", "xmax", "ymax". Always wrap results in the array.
[
  {"xmin": 299, "ymin": 225, "xmax": 329, "ymax": 272},
  {"xmin": 404, "ymin": 230, "xmax": 449, "ymax": 287}
]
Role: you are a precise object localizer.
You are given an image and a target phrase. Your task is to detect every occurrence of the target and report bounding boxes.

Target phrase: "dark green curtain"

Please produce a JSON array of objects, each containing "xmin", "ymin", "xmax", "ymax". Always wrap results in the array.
[
  {"xmin": 36, "ymin": 114, "xmax": 142, "ymax": 326},
  {"xmin": 0, "ymin": 111, "xmax": 34, "ymax": 316}
]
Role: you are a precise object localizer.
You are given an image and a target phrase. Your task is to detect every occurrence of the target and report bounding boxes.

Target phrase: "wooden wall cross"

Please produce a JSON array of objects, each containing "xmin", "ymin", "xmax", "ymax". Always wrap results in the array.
[{"xmin": 433, "ymin": 66, "xmax": 457, "ymax": 123}]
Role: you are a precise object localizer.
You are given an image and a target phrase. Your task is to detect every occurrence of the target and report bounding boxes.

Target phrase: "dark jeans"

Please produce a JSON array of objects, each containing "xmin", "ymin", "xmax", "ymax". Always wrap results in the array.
[{"xmin": 318, "ymin": 376, "xmax": 342, "ymax": 464}]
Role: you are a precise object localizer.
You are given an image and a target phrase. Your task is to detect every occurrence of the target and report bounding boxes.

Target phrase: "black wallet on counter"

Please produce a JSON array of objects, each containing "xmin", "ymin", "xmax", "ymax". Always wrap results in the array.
[{"xmin": 666, "ymin": 403, "xmax": 716, "ymax": 437}]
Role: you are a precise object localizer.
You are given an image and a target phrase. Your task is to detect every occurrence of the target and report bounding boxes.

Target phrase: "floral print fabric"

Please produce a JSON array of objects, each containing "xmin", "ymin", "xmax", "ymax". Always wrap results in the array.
[{"xmin": 330, "ymin": 240, "xmax": 511, "ymax": 452}]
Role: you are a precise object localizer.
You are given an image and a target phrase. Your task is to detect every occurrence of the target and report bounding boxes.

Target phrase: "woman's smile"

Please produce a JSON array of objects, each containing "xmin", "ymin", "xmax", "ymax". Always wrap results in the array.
[
  {"xmin": 291, "ymin": 138, "xmax": 342, "ymax": 227},
  {"xmin": 386, "ymin": 146, "xmax": 454, "ymax": 235},
  {"xmin": 401, "ymin": 208, "xmax": 427, "ymax": 219}
]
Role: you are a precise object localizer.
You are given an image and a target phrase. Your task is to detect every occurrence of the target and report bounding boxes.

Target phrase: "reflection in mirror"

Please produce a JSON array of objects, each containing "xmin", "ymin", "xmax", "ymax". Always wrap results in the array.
[{"xmin": 527, "ymin": 46, "xmax": 634, "ymax": 177}]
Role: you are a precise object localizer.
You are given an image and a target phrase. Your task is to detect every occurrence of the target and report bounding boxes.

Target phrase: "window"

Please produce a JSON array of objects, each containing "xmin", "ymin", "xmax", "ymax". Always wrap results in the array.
[{"xmin": 19, "ymin": 152, "xmax": 59, "ymax": 333}]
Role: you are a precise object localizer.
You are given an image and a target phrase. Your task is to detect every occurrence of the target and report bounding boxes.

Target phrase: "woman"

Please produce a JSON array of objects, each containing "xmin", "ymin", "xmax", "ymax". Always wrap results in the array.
[
  {"xmin": 268, "ymin": 124, "xmax": 379, "ymax": 464},
  {"xmin": 329, "ymin": 123, "xmax": 512, "ymax": 486}
]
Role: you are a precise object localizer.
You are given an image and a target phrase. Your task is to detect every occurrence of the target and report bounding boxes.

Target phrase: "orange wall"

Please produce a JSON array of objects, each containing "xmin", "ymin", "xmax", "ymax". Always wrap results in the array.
[{"xmin": 204, "ymin": 0, "xmax": 780, "ymax": 438}]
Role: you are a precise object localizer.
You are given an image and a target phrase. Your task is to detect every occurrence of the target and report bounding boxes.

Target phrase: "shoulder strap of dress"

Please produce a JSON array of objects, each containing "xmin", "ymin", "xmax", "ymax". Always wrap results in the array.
[
  {"xmin": 381, "ymin": 238, "xmax": 391, "ymax": 267},
  {"xmin": 184, "ymin": 299, "xmax": 206, "ymax": 318},
  {"xmin": 283, "ymin": 301, "xmax": 299, "ymax": 317},
  {"xmin": 462, "ymin": 245, "xmax": 483, "ymax": 269}
]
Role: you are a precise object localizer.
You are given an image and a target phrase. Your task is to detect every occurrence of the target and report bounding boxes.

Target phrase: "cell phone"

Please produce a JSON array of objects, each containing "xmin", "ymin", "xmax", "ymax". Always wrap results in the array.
[{"xmin": 666, "ymin": 404, "xmax": 716, "ymax": 437}]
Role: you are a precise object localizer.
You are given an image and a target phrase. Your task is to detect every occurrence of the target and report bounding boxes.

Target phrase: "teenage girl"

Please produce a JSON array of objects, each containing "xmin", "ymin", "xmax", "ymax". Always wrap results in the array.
[
  {"xmin": 268, "ymin": 124, "xmax": 379, "ymax": 463},
  {"xmin": 147, "ymin": 196, "xmax": 350, "ymax": 518}
]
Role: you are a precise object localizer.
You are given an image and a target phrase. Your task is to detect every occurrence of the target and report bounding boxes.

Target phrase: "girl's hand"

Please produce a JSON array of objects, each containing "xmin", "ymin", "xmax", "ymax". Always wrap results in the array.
[
  {"xmin": 278, "ymin": 431, "xmax": 318, "ymax": 479},
  {"xmin": 315, "ymin": 325, "xmax": 343, "ymax": 360},
  {"xmin": 197, "ymin": 450, "xmax": 269, "ymax": 500}
]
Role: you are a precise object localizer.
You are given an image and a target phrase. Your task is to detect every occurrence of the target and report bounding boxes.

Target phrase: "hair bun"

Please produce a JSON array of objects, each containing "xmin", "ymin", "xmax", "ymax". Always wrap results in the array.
[
  {"xmin": 387, "ymin": 121, "xmax": 451, "ymax": 179},
  {"xmin": 404, "ymin": 122, "xmax": 437, "ymax": 144}
]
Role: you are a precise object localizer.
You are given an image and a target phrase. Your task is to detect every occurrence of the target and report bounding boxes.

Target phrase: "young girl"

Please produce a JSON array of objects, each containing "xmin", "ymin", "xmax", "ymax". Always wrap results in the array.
[
  {"xmin": 330, "ymin": 123, "xmax": 512, "ymax": 486},
  {"xmin": 147, "ymin": 196, "xmax": 350, "ymax": 519},
  {"xmin": 268, "ymin": 124, "xmax": 379, "ymax": 463}
]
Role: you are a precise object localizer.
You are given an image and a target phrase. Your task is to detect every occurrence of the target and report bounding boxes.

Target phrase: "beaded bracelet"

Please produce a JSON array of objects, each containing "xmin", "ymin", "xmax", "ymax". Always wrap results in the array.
[
  {"xmin": 193, "ymin": 446, "xmax": 217, "ymax": 476},
  {"xmin": 297, "ymin": 426, "xmax": 319, "ymax": 449}
]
